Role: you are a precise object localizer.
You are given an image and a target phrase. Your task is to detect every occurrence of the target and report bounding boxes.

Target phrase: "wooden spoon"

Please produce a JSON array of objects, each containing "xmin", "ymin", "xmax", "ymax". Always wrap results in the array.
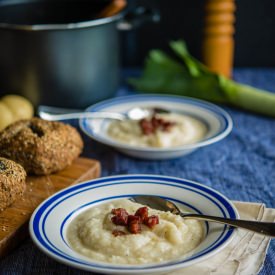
[{"xmin": 96, "ymin": 0, "xmax": 126, "ymax": 18}]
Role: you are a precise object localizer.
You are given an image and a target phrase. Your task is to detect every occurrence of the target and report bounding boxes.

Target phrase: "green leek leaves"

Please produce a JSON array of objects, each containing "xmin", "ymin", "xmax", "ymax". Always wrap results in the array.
[{"xmin": 129, "ymin": 41, "xmax": 275, "ymax": 117}]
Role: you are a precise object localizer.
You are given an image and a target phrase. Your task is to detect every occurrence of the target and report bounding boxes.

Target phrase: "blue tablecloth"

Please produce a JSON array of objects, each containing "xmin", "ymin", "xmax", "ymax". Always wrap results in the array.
[{"xmin": 0, "ymin": 68, "xmax": 274, "ymax": 275}]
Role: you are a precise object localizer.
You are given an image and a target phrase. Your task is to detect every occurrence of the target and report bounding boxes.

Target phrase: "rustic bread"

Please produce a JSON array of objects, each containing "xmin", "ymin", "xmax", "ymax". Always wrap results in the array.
[
  {"xmin": 0, "ymin": 157, "xmax": 26, "ymax": 212},
  {"xmin": 0, "ymin": 118, "xmax": 83, "ymax": 175}
]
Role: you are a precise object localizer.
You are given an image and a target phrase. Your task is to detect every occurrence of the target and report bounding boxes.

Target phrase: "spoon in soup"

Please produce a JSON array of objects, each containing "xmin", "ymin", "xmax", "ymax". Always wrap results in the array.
[
  {"xmin": 38, "ymin": 105, "xmax": 169, "ymax": 121},
  {"xmin": 130, "ymin": 196, "xmax": 275, "ymax": 237}
]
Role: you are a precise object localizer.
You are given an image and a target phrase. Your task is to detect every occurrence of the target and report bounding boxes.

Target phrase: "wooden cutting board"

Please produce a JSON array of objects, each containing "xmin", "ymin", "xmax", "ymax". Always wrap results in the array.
[{"xmin": 0, "ymin": 157, "xmax": 100, "ymax": 257}]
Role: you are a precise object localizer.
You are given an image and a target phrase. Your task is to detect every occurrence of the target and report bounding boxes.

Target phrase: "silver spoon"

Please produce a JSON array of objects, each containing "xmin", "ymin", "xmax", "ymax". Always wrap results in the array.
[
  {"xmin": 38, "ymin": 105, "xmax": 168, "ymax": 121},
  {"xmin": 131, "ymin": 196, "xmax": 275, "ymax": 237}
]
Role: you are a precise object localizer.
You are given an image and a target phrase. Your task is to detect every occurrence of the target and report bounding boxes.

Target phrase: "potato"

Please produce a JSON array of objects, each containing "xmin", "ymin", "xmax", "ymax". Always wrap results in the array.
[
  {"xmin": 0, "ymin": 94, "xmax": 34, "ymax": 131},
  {"xmin": 1, "ymin": 95, "xmax": 34, "ymax": 120},
  {"xmin": 0, "ymin": 102, "xmax": 14, "ymax": 131}
]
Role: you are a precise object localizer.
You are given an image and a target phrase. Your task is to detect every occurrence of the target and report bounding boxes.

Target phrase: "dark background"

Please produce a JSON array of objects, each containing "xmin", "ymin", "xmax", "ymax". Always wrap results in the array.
[{"xmin": 121, "ymin": 0, "xmax": 275, "ymax": 68}]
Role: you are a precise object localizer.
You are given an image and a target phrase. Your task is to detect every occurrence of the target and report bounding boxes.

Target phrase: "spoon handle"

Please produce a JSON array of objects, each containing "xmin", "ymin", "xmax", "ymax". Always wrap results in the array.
[
  {"xmin": 39, "ymin": 111, "xmax": 125, "ymax": 121},
  {"xmin": 181, "ymin": 213, "xmax": 275, "ymax": 237}
]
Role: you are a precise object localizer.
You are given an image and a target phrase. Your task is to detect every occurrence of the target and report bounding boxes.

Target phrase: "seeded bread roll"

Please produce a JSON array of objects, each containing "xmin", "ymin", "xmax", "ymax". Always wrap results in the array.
[
  {"xmin": 0, "ymin": 118, "xmax": 83, "ymax": 175},
  {"xmin": 0, "ymin": 157, "xmax": 26, "ymax": 212}
]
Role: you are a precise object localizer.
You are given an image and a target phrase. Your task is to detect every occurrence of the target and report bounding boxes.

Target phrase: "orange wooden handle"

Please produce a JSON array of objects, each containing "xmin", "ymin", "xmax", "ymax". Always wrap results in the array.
[
  {"xmin": 202, "ymin": 0, "xmax": 236, "ymax": 78},
  {"xmin": 96, "ymin": 0, "xmax": 127, "ymax": 19}
]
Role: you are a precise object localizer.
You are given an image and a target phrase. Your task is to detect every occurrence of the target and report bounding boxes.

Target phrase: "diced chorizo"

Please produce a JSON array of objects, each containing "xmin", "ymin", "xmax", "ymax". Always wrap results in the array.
[
  {"xmin": 140, "ymin": 119, "xmax": 154, "ymax": 135},
  {"xmin": 139, "ymin": 115, "xmax": 176, "ymax": 135},
  {"xmin": 111, "ymin": 208, "xmax": 128, "ymax": 216},
  {"xmin": 111, "ymin": 215, "xmax": 128, "ymax": 226},
  {"xmin": 162, "ymin": 121, "xmax": 176, "ymax": 132},
  {"xmin": 144, "ymin": 215, "xmax": 159, "ymax": 228},
  {"xmin": 112, "ymin": 230, "xmax": 127, "ymax": 237},
  {"xmin": 111, "ymin": 208, "xmax": 129, "ymax": 226},
  {"xmin": 127, "ymin": 215, "xmax": 141, "ymax": 223},
  {"xmin": 128, "ymin": 220, "xmax": 141, "ymax": 234},
  {"xmin": 110, "ymin": 207, "xmax": 159, "ymax": 234},
  {"xmin": 134, "ymin": 207, "xmax": 148, "ymax": 222}
]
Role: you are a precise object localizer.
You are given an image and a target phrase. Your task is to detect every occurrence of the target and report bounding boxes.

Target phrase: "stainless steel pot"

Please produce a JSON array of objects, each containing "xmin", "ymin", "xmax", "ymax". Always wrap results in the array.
[{"xmin": 0, "ymin": 0, "xmax": 159, "ymax": 108}]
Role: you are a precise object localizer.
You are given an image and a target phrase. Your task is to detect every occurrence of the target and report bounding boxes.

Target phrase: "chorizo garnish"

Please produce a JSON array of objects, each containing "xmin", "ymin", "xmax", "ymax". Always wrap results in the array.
[
  {"xmin": 139, "ymin": 115, "xmax": 176, "ymax": 135},
  {"xmin": 111, "ymin": 206, "xmax": 159, "ymax": 235},
  {"xmin": 127, "ymin": 214, "xmax": 141, "ymax": 223},
  {"xmin": 112, "ymin": 230, "xmax": 127, "ymax": 237},
  {"xmin": 134, "ymin": 206, "xmax": 148, "ymax": 222},
  {"xmin": 128, "ymin": 219, "xmax": 141, "ymax": 234},
  {"xmin": 111, "ymin": 208, "xmax": 129, "ymax": 226},
  {"xmin": 111, "ymin": 208, "xmax": 129, "ymax": 216},
  {"xmin": 144, "ymin": 215, "xmax": 159, "ymax": 228}
]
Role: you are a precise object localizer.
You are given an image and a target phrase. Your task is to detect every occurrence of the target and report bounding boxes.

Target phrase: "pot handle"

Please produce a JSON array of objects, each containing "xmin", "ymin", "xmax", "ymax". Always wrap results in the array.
[{"xmin": 117, "ymin": 6, "xmax": 161, "ymax": 30}]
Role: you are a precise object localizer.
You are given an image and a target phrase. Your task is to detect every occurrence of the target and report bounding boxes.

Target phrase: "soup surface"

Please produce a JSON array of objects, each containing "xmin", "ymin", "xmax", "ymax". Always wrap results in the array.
[
  {"xmin": 107, "ymin": 112, "xmax": 208, "ymax": 148},
  {"xmin": 67, "ymin": 199, "xmax": 204, "ymax": 264}
]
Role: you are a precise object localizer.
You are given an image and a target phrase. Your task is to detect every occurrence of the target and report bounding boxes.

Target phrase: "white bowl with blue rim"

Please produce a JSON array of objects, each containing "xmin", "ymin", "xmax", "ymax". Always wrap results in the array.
[
  {"xmin": 29, "ymin": 174, "xmax": 238, "ymax": 275},
  {"xmin": 79, "ymin": 95, "xmax": 233, "ymax": 159}
]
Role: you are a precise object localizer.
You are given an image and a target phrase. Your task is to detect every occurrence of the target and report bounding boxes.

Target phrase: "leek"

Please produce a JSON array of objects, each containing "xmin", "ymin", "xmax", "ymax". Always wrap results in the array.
[{"xmin": 128, "ymin": 40, "xmax": 275, "ymax": 117}]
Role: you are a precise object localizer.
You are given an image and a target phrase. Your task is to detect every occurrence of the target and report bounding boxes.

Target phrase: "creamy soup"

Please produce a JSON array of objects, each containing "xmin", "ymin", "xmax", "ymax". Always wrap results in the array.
[
  {"xmin": 67, "ymin": 199, "xmax": 204, "ymax": 264},
  {"xmin": 107, "ymin": 113, "xmax": 207, "ymax": 148}
]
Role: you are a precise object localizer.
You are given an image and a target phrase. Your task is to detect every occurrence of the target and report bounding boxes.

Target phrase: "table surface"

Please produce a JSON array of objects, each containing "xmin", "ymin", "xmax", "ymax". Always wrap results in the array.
[{"xmin": 0, "ymin": 68, "xmax": 274, "ymax": 275}]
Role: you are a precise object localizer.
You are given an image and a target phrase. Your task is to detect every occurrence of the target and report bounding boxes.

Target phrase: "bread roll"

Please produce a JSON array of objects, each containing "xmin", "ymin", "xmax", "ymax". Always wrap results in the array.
[
  {"xmin": 0, "ymin": 157, "xmax": 26, "ymax": 212},
  {"xmin": 0, "ymin": 118, "xmax": 83, "ymax": 175}
]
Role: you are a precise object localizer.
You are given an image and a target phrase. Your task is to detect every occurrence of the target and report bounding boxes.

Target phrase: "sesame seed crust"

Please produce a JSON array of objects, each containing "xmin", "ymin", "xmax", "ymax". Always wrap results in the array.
[
  {"xmin": 0, "ymin": 157, "xmax": 26, "ymax": 212},
  {"xmin": 0, "ymin": 118, "xmax": 84, "ymax": 175}
]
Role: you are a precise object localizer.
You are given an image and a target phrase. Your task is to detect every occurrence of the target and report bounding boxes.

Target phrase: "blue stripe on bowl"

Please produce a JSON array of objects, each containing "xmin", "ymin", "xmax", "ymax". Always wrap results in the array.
[
  {"xmin": 84, "ymin": 95, "xmax": 227, "ymax": 115},
  {"xmin": 31, "ymin": 175, "xmax": 237, "ymax": 271},
  {"xmin": 79, "ymin": 95, "xmax": 232, "ymax": 152}
]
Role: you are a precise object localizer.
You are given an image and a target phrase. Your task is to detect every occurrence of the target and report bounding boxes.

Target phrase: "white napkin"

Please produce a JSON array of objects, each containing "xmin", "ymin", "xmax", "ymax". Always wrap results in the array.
[{"xmin": 166, "ymin": 202, "xmax": 275, "ymax": 275}]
